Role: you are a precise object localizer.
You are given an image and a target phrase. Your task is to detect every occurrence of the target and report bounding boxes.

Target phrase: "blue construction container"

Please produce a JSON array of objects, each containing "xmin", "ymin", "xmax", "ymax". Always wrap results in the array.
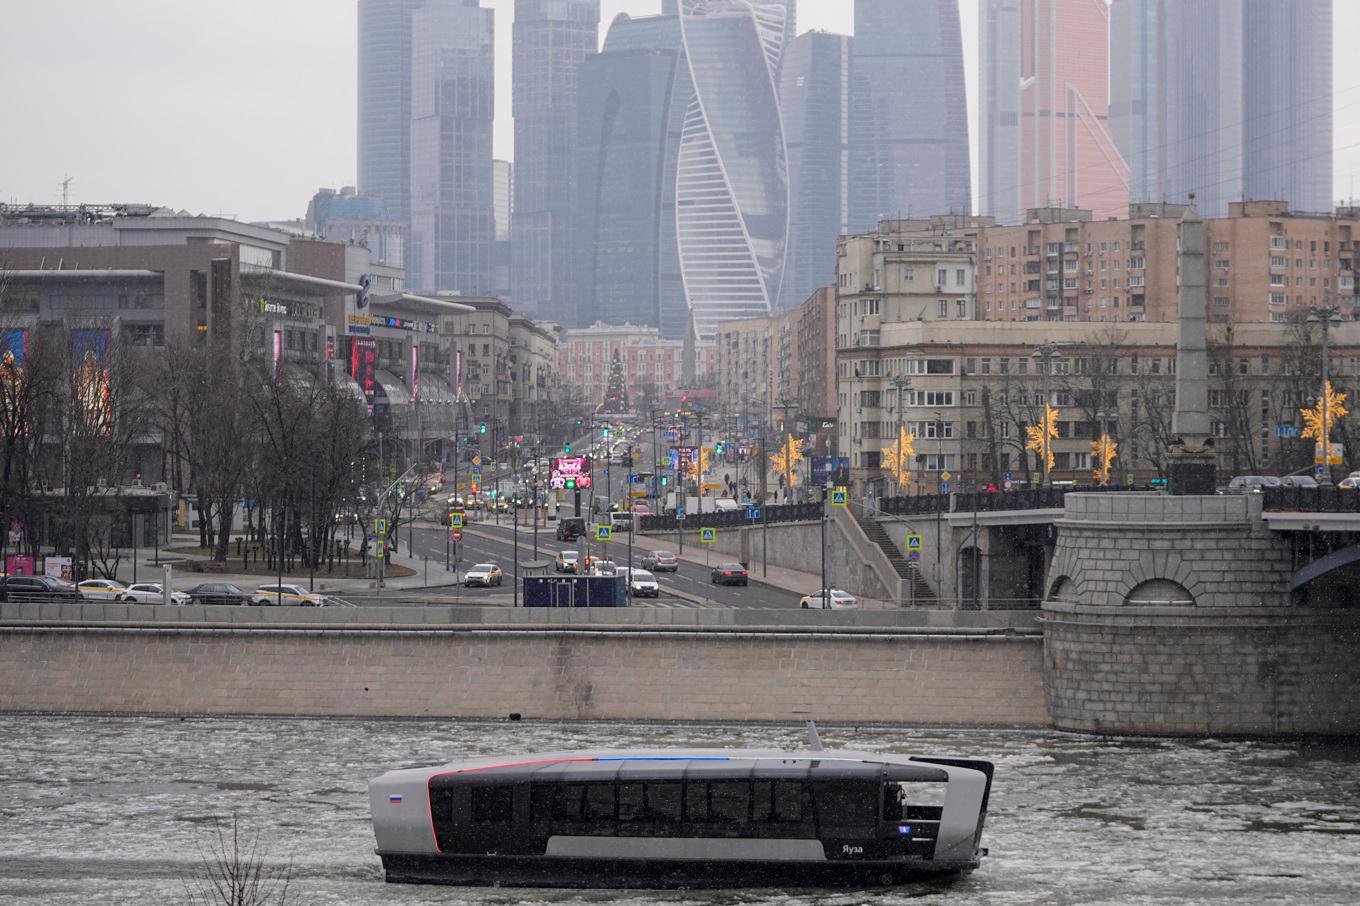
[{"xmin": 523, "ymin": 575, "xmax": 628, "ymax": 607}]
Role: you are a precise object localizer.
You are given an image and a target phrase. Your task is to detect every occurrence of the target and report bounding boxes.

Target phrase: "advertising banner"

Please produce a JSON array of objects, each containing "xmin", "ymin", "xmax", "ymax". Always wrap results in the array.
[
  {"xmin": 549, "ymin": 455, "xmax": 593, "ymax": 490},
  {"xmin": 71, "ymin": 329, "xmax": 111, "ymax": 434},
  {"xmin": 350, "ymin": 338, "xmax": 377, "ymax": 400},
  {"xmin": 44, "ymin": 556, "xmax": 73, "ymax": 581}
]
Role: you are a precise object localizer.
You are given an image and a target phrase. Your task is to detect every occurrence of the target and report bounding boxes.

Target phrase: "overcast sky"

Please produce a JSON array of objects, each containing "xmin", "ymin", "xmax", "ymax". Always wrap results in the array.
[{"xmin": 1, "ymin": 1, "xmax": 1355, "ymax": 222}]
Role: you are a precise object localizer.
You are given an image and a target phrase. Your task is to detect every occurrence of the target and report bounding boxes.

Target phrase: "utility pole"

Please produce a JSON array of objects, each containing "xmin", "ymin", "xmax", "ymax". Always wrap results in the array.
[
  {"xmin": 1310, "ymin": 305, "xmax": 1342, "ymax": 487},
  {"xmin": 820, "ymin": 478, "xmax": 830, "ymax": 604},
  {"xmin": 1034, "ymin": 343, "xmax": 1058, "ymax": 487}
]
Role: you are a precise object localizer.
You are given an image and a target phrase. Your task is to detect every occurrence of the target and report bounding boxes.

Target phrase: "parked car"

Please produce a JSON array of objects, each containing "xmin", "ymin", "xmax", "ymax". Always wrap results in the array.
[
  {"xmin": 0, "ymin": 575, "xmax": 83, "ymax": 603},
  {"xmin": 77, "ymin": 579, "xmax": 129, "ymax": 601},
  {"xmin": 183, "ymin": 582, "xmax": 252, "ymax": 606},
  {"xmin": 1341, "ymin": 476, "xmax": 1360, "ymax": 490},
  {"xmin": 252, "ymin": 583, "xmax": 326, "ymax": 606},
  {"xmin": 123, "ymin": 583, "xmax": 190, "ymax": 605},
  {"xmin": 710, "ymin": 563, "xmax": 749, "ymax": 586},
  {"xmin": 641, "ymin": 550, "xmax": 679, "ymax": 572},
  {"xmin": 555, "ymin": 551, "xmax": 581, "ymax": 574},
  {"xmin": 1279, "ymin": 474, "xmax": 1319, "ymax": 488},
  {"xmin": 464, "ymin": 563, "xmax": 504, "ymax": 587},
  {"xmin": 622, "ymin": 568, "xmax": 660, "ymax": 598},
  {"xmin": 631, "ymin": 503, "xmax": 652, "ymax": 517},
  {"xmin": 555, "ymin": 517, "xmax": 587, "ymax": 542},
  {"xmin": 1225, "ymin": 475, "xmax": 1281, "ymax": 493},
  {"xmin": 799, "ymin": 588, "xmax": 860, "ymax": 609}
]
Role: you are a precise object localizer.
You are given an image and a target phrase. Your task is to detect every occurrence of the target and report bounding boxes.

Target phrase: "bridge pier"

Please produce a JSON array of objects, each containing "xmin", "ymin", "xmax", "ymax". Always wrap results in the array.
[{"xmin": 1042, "ymin": 493, "xmax": 1360, "ymax": 736}]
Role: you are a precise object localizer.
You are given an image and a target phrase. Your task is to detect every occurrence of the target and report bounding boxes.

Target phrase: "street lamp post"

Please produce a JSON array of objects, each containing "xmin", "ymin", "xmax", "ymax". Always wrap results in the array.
[
  {"xmin": 1309, "ymin": 305, "xmax": 1342, "ymax": 487},
  {"xmin": 1033, "ymin": 344, "xmax": 1058, "ymax": 487}
]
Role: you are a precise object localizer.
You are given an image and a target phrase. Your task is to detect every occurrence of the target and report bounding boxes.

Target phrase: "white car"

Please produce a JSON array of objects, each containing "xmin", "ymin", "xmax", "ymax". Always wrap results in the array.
[
  {"xmin": 76, "ymin": 579, "xmax": 129, "ymax": 601},
  {"xmin": 252, "ymin": 583, "xmax": 327, "ymax": 606},
  {"xmin": 464, "ymin": 563, "xmax": 504, "ymax": 587},
  {"xmin": 123, "ymin": 583, "xmax": 190, "ymax": 605},
  {"xmin": 622, "ymin": 568, "xmax": 660, "ymax": 598},
  {"xmin": 799, "ymin": 588, "xmax": 860, "ymax": 609}
]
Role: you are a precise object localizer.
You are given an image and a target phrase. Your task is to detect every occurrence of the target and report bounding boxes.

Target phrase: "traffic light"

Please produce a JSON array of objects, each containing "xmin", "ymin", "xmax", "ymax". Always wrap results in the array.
[
  {"xmin": 564, "ymin": 442, "xmax": 572, "ymax": 453},
  {"xmin": 603, "ymin": 427, "xmax": 610, "ymax": 438},
  {"xmin": 660, "ymin": 476, "xmax": 668, "ymax": 487},
  {"xmin": 715, "ymin": 441, "xmax": 725, "ymax": 454}
]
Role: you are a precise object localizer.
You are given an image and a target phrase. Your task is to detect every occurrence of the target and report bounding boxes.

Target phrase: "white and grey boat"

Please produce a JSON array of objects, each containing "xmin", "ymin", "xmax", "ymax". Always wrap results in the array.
[{"xmin": 369, "ymin": 730, "xmax": 993, "ymax": 889}]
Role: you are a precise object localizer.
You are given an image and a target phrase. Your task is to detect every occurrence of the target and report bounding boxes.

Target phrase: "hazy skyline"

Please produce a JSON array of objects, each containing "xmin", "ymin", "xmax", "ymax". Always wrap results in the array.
[{"xmin": 3, "ymin": 0, "xmax": 1357, "ymax": 222}]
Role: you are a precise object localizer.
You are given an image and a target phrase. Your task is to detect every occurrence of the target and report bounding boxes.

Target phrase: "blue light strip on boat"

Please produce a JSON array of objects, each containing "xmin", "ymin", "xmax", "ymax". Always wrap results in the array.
[{"xmin": 590, "ymin": 750, "xmax": 728, "ymax": 756}]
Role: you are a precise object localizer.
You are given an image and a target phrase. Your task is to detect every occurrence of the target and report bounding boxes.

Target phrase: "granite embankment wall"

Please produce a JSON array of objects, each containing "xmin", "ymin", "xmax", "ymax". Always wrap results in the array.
[{"xmin": 0, "ymin": 606, "xmax": 1046, "ymax": 726}]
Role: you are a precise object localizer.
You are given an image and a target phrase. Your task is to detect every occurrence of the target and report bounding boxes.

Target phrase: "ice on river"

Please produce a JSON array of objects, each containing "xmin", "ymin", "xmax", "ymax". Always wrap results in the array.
[{"xmin": 1, "ymin": 716, "xmax": 1358, "ymax": 904}]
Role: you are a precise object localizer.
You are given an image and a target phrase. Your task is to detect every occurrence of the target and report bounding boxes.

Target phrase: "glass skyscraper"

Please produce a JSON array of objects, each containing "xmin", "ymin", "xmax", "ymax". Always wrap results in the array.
[
  {"xmin": 1110, "ymin": 0, "xmax": 1330, "ymax": 217},
  {"xmin": 408, "ymin": 0, "xmax": 495, "ymax": 295},
  {"xmin": 849, "ymin": 0, "xmax": 970, "ymax": 231},
  {"xmin": 511, "ymin": 0, "xmax": 600, "ymax": 325},
  {"xmin": 675, "ymin": 0, "xmax": 792, "ymax": 341},
  {"xmin": 574, "ymin": 13, "xmax": 690, "ymax": 336},
  {"xmin": 357, "ymin": 0, "xmax": 424, "ymax": 226},
  {"xmin": 778, "ymin": 30, "xmax": 849, "ymax": 311}
]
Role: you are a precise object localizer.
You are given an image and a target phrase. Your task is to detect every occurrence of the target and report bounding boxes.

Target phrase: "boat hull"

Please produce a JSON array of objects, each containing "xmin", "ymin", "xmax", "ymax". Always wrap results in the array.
[{"xmin": 379, "ymin": 852, "xmax": 978, "ymax": 889}]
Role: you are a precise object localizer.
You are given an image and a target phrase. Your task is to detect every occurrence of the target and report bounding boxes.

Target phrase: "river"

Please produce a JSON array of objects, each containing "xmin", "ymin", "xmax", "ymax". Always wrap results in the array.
[{"xmin": 1, "ymin": 716, "xmax": 1357, "ymax": 904}]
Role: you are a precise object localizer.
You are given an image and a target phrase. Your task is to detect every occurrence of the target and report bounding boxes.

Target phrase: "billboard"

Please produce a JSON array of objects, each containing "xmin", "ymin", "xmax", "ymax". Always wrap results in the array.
[
  {"xmin": 812, "ymin": 456, "xmax": 851, "ymax": 486},
  {"xmin": 549, "ymin": 455, "xmax": 593, "ymax": 490},
  {"xmin": 0, "ymin": 329, "xmax": 27, "ymax": 368},
  {"xmin": 350, "ymin": 337, "xmax": 377, "ymax": 400},
  {"xmin": 71, "ymin": 329, "xmax": 111, "ymax": 434}
]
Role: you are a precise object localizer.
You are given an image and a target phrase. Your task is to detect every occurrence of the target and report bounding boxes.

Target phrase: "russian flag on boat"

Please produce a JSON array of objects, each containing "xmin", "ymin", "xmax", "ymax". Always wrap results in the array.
[{"xmin": 389, "ymin": 794, "xmax": 403, "ymax": 803}]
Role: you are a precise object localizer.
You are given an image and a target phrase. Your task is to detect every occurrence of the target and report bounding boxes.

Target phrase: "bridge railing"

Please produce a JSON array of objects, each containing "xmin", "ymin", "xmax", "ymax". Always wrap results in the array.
[
  {"xmin": 1261, "ymin": 486, "xmax": 1360, "ymax": 513},
  {"xmin": 637, "ymin": 502, "xmax": 822, "ymax": 533},
  {"xmin": 880, "ymin": 484, "xmax": 1147, "ymax": 516}
]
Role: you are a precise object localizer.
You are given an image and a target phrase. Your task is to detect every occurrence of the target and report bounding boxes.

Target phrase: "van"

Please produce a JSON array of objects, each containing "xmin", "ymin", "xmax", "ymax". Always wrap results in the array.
[
  {"xmin": 607, "ymin": 511, "xmax": 634, "ymax": 533},
  {"xmin": 555, "ymin": 516, "xmax": 587, "ymax": 541}
]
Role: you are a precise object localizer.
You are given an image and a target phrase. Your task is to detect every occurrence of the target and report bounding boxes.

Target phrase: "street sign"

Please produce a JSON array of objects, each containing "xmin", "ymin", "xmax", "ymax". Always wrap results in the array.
[
  {"xmin": 940, "ymin": 471, "xmax": 952, "ymax": 482},
  {"xmin": 472, "ymin": 455, "xmax": 482, "ymax": 466},
  {"xmin": 373, "ymin": 539, "xmax": 386, "ymax": 557},
  {"xmin": 373, "ymin": 517, "xmax": 387, "ymax": 536},
  {"xmin": 675, "ymin": 505, "xmax": 686, "ymax": 516},
  {"xmin": 941, "ymin": 481, "xmax": 950, "ymax": 493},
  {"xmin": 451, "ymin": 529, "xmax": 462, "ymax": 542},
  {"xmin": 1277, "ymin": 424, "xmax": 1302, "ymax": 438},
  {"xmin": 1031, "ymin": 471, "xmax": 1041, "ymax": 484},
  {"xmin": 1315, "ymin": 464, "xmax": 1326, "ymax": 477},
  {"xmin": 1003, "ymin": 471, "xmax": 1013, "ymax": 482},
  {"xmin": 906, "ymin": 534, "xmax": 922, "ymax": 551},
  {"xmin": 1315, "ymin": 442, "xmax": 1344, "ymax": 465},
  {"xmin": 830, "ymin": 489, "xmax": 847, "ymax": 507},
  {"xmin": 596, "ymin": 525, "xmax": 613, "ymax": 542},
  {"xmin": 700, "ymin": 527, "xmax": 716, "ymax": 543},
  {"xmin": 908, "ymin": 550, "xmax": 920, "ymax": 562},
  {"xmin": 747, "ymin": 507, "xmax": 762, "ymax": 520},
  {"xmin": 450, "ymin": 512, "xmax": 464, "ymax": 528},
  {"xmin": 676, "ymin": 513, "xmax": 686, "ymax": 522}
]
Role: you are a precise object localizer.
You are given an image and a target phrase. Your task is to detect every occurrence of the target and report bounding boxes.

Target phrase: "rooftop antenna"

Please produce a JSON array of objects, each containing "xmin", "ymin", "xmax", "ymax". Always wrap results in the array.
[{"xmin": 59, "ymin": 174, "xmax": 73, "ymax": 207}]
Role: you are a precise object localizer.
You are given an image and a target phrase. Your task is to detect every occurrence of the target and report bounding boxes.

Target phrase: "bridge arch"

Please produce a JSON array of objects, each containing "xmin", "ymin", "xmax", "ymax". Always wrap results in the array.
[{"xmin": 1124, "ymin": 579, "xmax": 1195, "ymax": 607}]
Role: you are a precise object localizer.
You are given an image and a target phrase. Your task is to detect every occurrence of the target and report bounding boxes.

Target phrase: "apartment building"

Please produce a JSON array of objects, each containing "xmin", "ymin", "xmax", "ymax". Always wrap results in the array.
[
  {"xmin": 715, "ymin": 312, "xmax": 797, "ymax": 429},
  {"xmin": 836, "ymin": 319, "xmax": 1360, "ymax": 496},
  {"xmin": 974, "ymin": 202, "xmax": 1360, "ymax": 324},
  {"xmin": 558, "ymin": 322, "xmax": 690, "ymax": 411}
]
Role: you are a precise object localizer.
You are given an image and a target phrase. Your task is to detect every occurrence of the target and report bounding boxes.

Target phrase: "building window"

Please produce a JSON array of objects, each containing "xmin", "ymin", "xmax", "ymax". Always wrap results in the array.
[{"xmin": 937, "ymin": 299, "xmax": 948, "ymax": 318}]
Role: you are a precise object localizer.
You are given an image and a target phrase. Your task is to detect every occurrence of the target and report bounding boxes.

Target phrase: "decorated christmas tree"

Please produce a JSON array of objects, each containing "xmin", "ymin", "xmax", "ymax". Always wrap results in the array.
[{"xmin": 604, "ymin": 350, "xmax": 629, "ymax": 412}]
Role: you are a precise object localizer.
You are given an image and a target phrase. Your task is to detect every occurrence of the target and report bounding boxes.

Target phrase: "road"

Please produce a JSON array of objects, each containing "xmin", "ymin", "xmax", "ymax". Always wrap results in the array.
[{"xmin": 404, "ymin": 521, "xmax": 802, "ymax": 609}]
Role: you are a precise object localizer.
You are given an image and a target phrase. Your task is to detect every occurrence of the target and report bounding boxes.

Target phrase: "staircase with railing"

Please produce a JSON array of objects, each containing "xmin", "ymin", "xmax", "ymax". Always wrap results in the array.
[{"xmin": 847, "ymin": 502, "xmax": 937, "ymax": 605}]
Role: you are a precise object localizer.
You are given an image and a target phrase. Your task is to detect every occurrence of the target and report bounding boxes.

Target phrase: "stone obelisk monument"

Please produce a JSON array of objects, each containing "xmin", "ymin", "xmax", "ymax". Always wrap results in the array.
[{"xmin": 1166, "ymin": 204, "xmax": 1218, "ymax": 494}]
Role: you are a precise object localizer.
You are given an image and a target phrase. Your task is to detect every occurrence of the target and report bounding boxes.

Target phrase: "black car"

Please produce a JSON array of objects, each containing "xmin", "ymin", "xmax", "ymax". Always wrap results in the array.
[
  {"xmin": 183, "ymin": 582, "xmax": 252, "ymax": 606},
  {"xmin": 0, "ymin": 575, "xmax": 83, "ymax": 602},
  {"xmin": 555, "ymin": 516, "xmax": 586, "ymax": 542},
  {"xmin": 710, "ymin": 563, "xmax": 749, "ymax": 586}
]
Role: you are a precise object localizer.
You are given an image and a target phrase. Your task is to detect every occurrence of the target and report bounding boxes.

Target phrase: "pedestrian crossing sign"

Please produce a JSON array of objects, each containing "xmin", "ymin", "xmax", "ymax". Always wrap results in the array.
[
  {"xmin": 700, "ymin": 527, "xmax": 716, "ymax": 543},
  {"xmin": 450, "ymin": 512, "xmax": 464, "ymax": 528},
  {"xmin": 830, "ymin": 488, "xmax": 847, "ymax": 507},
  {"xmin": 596, "ymin": 525, "xmax": 613, "ymax": 542},
  {"xmin": 907, "ymin": 533, "xmax": 922, "ymax": 551},
  {"xmin": 373, "ymin": 517, "xmax": 387, "ymax": 536}
]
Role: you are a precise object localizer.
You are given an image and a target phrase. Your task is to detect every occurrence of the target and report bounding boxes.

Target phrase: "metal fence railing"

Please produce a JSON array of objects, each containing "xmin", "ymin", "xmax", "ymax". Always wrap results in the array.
[{"xmin": 1261, "ymin": 486, "xmax": 1360, "ymax": 513}]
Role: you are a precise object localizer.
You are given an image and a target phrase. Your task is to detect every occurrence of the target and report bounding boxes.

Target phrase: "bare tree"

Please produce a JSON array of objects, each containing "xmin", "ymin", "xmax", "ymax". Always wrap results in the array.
[{"xmin": 183, "ymin": 813, "xmax": 294, "ymax": 906}]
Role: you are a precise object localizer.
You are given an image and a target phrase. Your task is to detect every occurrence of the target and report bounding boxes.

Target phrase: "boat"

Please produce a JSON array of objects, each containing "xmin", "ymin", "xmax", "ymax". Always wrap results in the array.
[{"xmin": 368, "ymin": 729, "xmax": 993, "ymax": 889}]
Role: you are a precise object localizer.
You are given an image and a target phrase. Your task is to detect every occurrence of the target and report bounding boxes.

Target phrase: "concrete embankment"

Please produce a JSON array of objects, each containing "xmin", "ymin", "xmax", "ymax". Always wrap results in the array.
[{"xmin": 0, "ymin": 603, "xmax": 1046, "ymax": 727}]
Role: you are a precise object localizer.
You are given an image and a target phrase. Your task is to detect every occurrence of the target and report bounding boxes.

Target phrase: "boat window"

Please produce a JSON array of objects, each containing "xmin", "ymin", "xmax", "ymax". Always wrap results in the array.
[
  {"xmin": 646, "ymin": 781, "xmax": 683, "ymax": 823},
  {"xmin": 617, "ymin": 782, "xmax": 646, "ymax": 822},
  {"xmin": 707, "ymin": 780, "xmax": 750, "ymax": 825},
  {"xmin": 584, "ymin": 782, "xmax": 615, "ymax": 821},
  {"xmin": 469, "ymin": 784, "xmax": 513, "ymax": 825},
  {"xmin": 811, "ymin": 781, "xmax": 878, "ymax": 835},
  {"xmin": 762, "ymin": 780, "xmax": 806, "ymax": 824}
]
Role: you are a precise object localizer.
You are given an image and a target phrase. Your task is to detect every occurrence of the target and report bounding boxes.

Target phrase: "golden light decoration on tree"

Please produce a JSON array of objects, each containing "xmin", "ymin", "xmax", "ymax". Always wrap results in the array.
[
  {"xmin": 1090, "ymin": 433, "xmax": 1118, "ymax": 485},
  {"xmin": 1300, "ymin": 380, "xmax": 1348, "ymax": 446},
  {"xmin": 769, "ymin": 432, "xmax": 804, "ymax": 487},
  {"xmin": 881, "ymin": 425, "xmax": 917, "ymax": 489},
  {"xmin": 1024, "ymin": 403, "xmax": 1060, "ymax": 471}
]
